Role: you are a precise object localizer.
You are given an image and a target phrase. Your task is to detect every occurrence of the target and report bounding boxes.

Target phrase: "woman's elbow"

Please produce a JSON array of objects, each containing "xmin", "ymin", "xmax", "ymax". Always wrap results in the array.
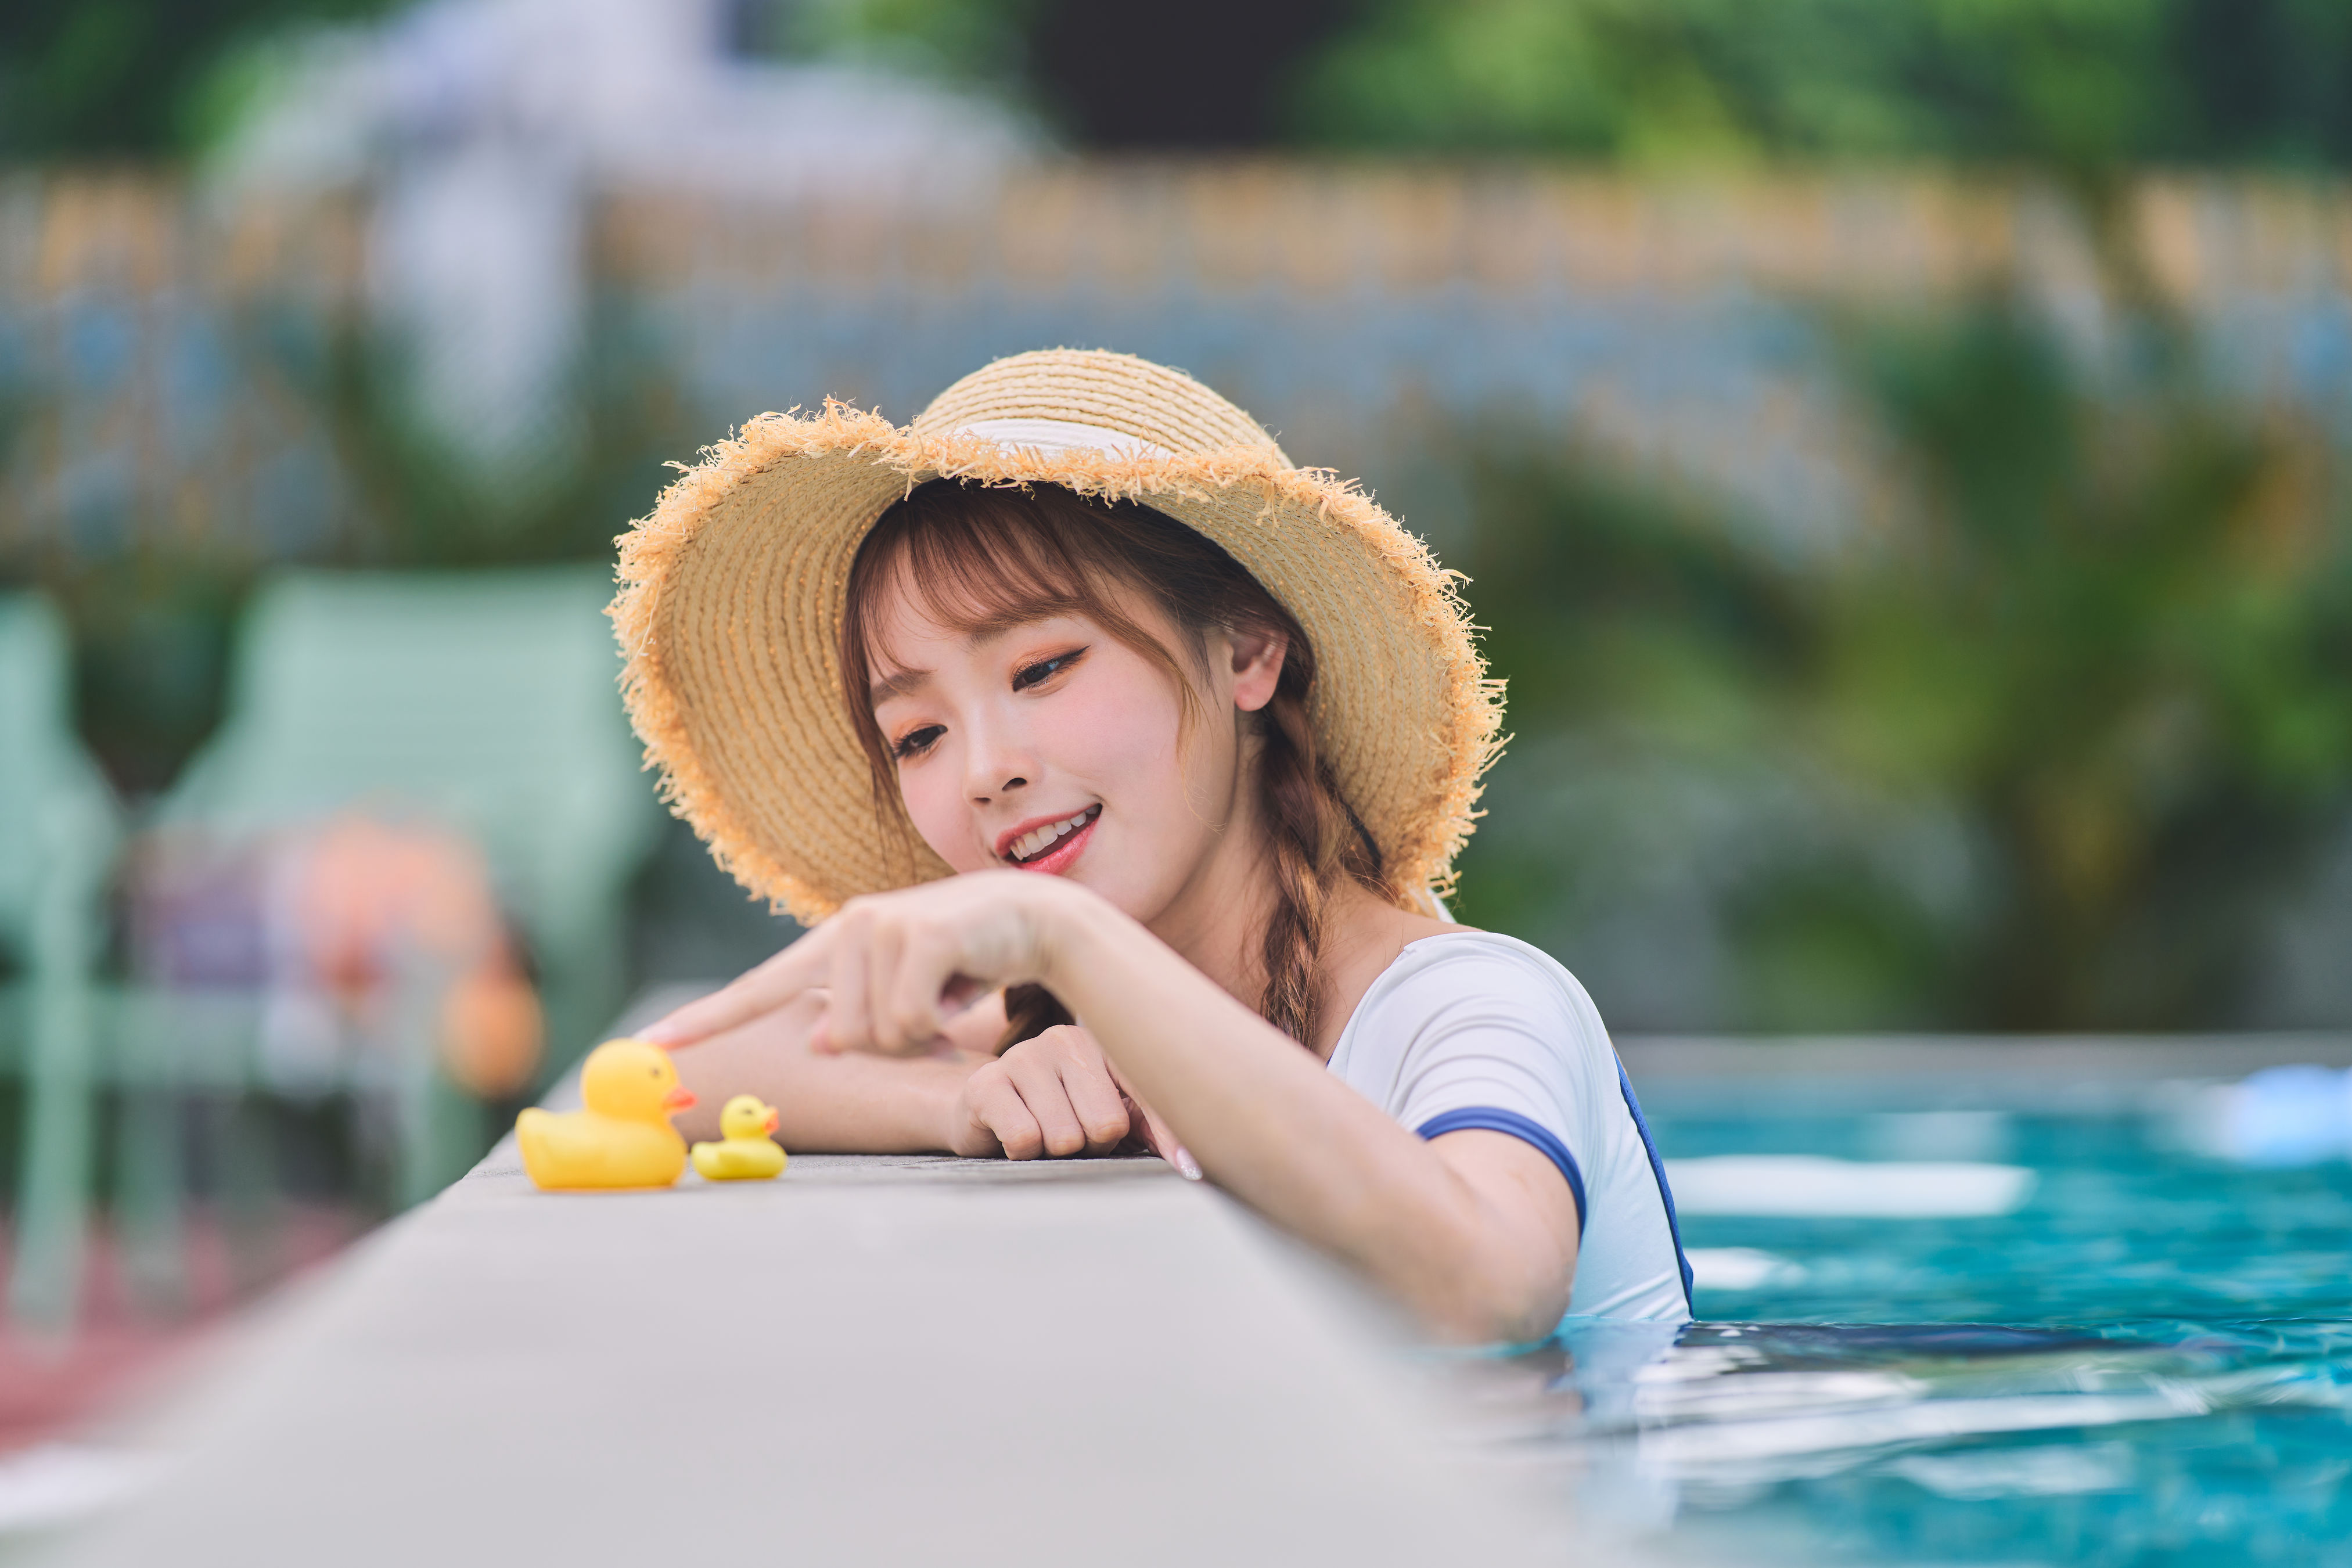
[{"xmin": 1416, "ymin": 1255, "xmax": 1572, "ymax": 1346}]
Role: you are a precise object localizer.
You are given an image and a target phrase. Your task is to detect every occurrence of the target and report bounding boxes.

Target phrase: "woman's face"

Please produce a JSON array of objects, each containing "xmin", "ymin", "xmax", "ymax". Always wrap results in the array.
[{"xmin": 865, "ymin": 565, "xmax": 1285, "ymax": 926}]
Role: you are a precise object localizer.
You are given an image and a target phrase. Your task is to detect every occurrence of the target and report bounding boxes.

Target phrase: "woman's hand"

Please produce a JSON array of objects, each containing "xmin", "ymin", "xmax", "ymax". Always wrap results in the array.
[
  {"xmin": 654, "ymin": 979, "xmax": 1009, "ymax": 1157},
  {"xmin": 942, "ymin": 1024, "xmax": 1191, "ymax": 1173},
  {"xmin": 640, "ymin": 871, "xmax": 1089, "ymax": 1056}
]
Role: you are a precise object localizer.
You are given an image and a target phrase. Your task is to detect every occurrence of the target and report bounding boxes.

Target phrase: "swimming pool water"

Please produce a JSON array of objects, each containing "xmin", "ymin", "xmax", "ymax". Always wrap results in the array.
[{"xmin": 1494, "ymin": 1081, "xmax": 2352, "ymax": 1567}]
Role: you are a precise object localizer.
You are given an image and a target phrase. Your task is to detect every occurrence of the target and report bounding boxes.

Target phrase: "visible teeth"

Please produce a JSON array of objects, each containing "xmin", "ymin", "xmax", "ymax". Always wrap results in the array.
[{"xmin": 1010, "ymin": 808, "xmax": 1094, "ymax": 862}]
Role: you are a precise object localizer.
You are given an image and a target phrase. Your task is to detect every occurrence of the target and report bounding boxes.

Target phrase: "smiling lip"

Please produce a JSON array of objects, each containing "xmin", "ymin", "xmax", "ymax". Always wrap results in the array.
[{"xmin": 996, "ymin": 805, "xmax": 1101, "ymax": 873}]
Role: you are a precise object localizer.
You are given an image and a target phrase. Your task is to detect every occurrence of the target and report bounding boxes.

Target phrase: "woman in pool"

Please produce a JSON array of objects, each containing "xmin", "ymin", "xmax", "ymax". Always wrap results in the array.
[{"xmin": 618, "ymin": 350, "xmax": 1690, "ymax": 1341}]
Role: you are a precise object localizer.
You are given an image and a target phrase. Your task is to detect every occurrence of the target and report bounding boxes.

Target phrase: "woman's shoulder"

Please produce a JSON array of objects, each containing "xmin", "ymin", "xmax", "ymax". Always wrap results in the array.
[
  {"xmin": 1343, "ymin": 927, "xmax": 1609, "ymax": 1054},
  {"xmin": 1326, "ymin": 926, "xmax": 1622, "ymax": 1125},
  {"xmin": 1384, "ymin": 928, "xmax": 1591, "ymax": 995}
]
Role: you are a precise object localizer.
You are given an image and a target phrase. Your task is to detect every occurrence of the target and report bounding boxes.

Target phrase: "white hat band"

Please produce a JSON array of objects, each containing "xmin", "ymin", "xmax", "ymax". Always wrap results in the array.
[{"xmin": 954, "ymin": 417, "xmax": 1175, "ymax": 459}]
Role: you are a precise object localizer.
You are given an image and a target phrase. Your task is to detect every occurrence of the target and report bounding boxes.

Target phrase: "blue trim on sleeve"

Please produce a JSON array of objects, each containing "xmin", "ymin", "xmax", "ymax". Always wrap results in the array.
[
  {"xmin": 1615, "ymin": 1061, "xmax": 1695, "ymax": 1314},
  {"xmin": 1415, "ymin": 1107, "xmax": 1588, "ymax": 1237}
]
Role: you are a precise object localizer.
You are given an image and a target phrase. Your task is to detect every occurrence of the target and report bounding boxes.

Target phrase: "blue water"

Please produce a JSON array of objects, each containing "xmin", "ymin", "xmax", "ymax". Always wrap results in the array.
[{"xmin": 1501, "ymin": 1084, "xmax": 2352, "ymax": 1566}]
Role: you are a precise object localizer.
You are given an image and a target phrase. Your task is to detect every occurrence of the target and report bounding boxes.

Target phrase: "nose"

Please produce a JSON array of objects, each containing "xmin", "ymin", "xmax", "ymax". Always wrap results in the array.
[{"xmin": 962, "ymin": 711, "xmax": 1037, "ymax": 806}]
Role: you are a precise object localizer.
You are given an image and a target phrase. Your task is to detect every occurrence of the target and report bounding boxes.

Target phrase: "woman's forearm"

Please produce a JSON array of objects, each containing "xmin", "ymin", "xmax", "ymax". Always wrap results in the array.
[
  {"xmin": 1039, "ymin": 909, "xmax": 1564, "ymax": 1339},
  {"xmin": 668, "ymin": 999, "xmax": 977, "ymax": 1153}
]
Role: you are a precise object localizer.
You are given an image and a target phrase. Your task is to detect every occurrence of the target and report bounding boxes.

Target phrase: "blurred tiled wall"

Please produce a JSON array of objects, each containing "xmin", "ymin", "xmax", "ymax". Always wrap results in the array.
[{"xmin": 5, "ymin": 164, "xmax": 2349, "ymax": 568}]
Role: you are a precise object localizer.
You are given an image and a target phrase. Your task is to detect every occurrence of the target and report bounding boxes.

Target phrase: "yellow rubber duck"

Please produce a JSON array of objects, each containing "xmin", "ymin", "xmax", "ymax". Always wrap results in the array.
[
  {"xmin": 515, "ymin": 1038, "xmax": 695, "ymax": 1191},
  {"xmin": 691, "ymin": 1095, "xmax": 788, "ymax": 1181}
]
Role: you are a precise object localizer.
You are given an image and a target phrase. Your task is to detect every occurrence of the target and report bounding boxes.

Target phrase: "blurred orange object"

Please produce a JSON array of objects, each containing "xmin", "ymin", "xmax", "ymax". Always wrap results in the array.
[
  {"xmin": 134, "ymin": 813, "xmax": 545, "ymax": 1099},
  {"xmin": 437, "ymin": 966, "xmax": 544, "ymax": 1099},
  {"xmin": 287, "ymin": 815, "xmax": 544, "ymax": 1099}
]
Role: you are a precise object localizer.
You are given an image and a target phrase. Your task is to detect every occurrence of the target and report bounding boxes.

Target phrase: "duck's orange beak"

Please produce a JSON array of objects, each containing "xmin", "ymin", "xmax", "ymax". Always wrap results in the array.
[
  {"xmin": 662, "ymin": 1087, "xmax": 697, "ymax": 1112},
  {"xmin": 763, "ymin": 1108, "xmax": 780, "ymax": 1135}
]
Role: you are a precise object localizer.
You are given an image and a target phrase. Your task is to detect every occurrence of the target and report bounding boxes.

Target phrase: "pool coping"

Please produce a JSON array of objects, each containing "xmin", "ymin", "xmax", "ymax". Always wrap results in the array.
[{"xmin": 38, "ymin": 990, "xmax": 1571, "ymax": 1568}]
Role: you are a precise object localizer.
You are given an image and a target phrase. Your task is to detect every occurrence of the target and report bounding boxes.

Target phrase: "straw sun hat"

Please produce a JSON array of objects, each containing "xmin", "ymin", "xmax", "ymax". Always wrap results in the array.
[{"xmin": 609, "ymin": 348, "xmax": 1503, "ymax": 926}]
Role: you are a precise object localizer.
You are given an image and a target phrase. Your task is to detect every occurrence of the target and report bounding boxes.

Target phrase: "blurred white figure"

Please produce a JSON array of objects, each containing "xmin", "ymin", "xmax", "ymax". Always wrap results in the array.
[
  {"xmin": 215, "ymin": 0, "xmax": 1032, "ymax": 467},
  {"xmin": 1664, "ymin": 1155, "xmax": 2036, "ymax": 1217},
  {"xmin": 2173, "ymin": 1064, "xmax": 2352, "ymax": 1166},
  {"xmin": 370, "ymin": 136, "xmax": 586, "ymax": 469}
]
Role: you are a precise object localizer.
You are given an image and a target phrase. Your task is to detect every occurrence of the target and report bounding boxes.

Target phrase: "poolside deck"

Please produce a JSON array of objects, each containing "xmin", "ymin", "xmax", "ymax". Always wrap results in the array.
[{"xmin": 40, "ymin": 1132, "xmax": 1559, "ymax": 1566}]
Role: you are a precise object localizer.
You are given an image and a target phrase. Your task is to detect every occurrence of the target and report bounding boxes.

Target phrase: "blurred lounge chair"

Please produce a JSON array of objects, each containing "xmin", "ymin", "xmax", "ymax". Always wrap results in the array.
[
  {"xmin": 141, "ymin": 566, "xmax": 663, "ymax": 1211},
  {"xmin": 0, "ymin": 594, "xmax": 124, "ymax": 1332}
]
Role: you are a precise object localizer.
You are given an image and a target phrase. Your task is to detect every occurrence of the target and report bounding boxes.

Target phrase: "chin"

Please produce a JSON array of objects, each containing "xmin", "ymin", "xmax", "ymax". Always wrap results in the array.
[
  {"xmin": 1069, "ymin": 873, "xmax": 1149, "ymax": 920},
  {"xmin": 1071, "ymin": 859, "xmax": 1189, "ymax": 928},
  {"xmin": 1041, "ymin": 850, "xmax": 1137, "ymax": 916}
]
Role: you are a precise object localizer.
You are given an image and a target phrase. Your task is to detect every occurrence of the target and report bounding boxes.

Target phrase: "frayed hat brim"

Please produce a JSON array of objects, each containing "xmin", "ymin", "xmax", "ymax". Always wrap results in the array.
[{"xmin": 610, "ymin": 352, "xmax": 1504, "ymax": 925}]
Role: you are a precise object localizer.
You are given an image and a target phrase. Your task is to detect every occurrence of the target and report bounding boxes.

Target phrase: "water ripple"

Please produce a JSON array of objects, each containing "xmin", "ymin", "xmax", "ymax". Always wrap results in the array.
[{"xmin": 1468, "ymin": 1098, "xmax": 2352, "ymax": 1566}]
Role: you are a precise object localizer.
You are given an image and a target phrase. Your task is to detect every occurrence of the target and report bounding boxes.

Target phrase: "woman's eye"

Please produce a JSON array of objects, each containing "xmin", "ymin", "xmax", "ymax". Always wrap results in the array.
[
  {"xmin": 891, "ymin": 725, "xmax": 945, "ymax": 760},
  {"xmin": 1012, "ymin": 648, "xmax": 1087, "ymax": 692}
]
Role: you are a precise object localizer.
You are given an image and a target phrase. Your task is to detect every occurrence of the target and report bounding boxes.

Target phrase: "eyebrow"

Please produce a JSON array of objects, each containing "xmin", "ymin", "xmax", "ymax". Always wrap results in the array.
[{"xmin": 868, "ymin": 666, "xmax": 932, "ymax": 706}]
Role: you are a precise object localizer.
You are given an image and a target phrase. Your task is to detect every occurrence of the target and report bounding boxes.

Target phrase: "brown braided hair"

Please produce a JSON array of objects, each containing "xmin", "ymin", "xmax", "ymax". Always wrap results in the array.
[{"xmin": 839, "ymin": 480, "xmax": 1390, "ymax": 1049}]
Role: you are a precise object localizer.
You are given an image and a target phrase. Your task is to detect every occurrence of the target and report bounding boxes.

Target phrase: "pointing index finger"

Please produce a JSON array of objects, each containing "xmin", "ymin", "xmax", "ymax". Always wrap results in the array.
[{"xmin": 638, "ymin": 927, "xmax": 832, "ymax": 1048}]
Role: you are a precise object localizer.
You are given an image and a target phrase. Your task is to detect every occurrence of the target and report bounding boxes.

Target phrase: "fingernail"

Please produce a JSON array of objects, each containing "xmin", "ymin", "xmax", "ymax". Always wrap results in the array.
[{"xmin": 1175, "ymin": 1146, "xmax": 1201, "ymax": 1182}]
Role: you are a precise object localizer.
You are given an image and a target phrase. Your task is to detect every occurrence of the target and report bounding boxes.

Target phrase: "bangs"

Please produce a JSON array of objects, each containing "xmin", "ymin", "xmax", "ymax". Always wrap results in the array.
[
  {"xmin": 849, "ymin": 485, "xmax": 1132, "ymax": 669},
  {"xmin": 838, "ymin": 480, "xmax": 1264, "ymax": 821}
]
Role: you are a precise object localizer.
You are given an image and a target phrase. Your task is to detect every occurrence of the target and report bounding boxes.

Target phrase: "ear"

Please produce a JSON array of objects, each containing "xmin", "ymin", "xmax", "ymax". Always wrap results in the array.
[{"xmin": 1227, "ymin": 625, "xmax": 1287, "ymax": 714}]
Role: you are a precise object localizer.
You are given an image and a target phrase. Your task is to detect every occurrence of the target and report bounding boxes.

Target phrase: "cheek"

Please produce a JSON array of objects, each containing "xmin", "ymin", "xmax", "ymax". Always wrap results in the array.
[
  {"xmin": 896, "ymin": 754, "xmax": 973, "ymax": 868},
  {"xmin": 1064, "ymin": 662, "xmax": 1242, "ymax": 862},
  {"xmin": 1045, "ymin": 661, "xmax": 1185, "ymax": 785}
]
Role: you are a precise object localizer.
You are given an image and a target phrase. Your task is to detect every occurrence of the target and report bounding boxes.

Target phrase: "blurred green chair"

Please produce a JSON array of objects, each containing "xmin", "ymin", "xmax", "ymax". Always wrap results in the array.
[
  {"xmin": 0, "ymin": 594, "xmax": 123, "ymax": 1332},
  {"xmin": 149, "ymin": 566, "xmax": 664, "ymax": 1205}
]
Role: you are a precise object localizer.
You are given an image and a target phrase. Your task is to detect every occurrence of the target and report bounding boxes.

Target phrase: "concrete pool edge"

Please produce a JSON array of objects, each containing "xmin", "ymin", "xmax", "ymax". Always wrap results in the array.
[{"xmin": 37, "ymin": 1139, "xmax": 1575, "ymax": 1566}]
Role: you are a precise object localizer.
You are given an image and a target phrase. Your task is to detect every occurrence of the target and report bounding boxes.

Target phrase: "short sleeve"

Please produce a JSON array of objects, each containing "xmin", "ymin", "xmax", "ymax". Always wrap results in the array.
[
  {"xmin": 1326, "ymin": 933, "xmax": 1695, "ymax": 1324},
  {"xmin": 1366, "ymin": 947, "xmax": 1612, "ymax": 1226}
]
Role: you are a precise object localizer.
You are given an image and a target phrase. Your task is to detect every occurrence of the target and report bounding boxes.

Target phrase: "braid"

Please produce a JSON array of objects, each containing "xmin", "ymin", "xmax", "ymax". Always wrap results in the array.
[
  {"xmin": 1256, "ymin": 681, "xmax": 1332, "ymax": 1044},
  {"xmin": 1253, "ymin": 668, "xmax": 1389, "ymax": 1047}
]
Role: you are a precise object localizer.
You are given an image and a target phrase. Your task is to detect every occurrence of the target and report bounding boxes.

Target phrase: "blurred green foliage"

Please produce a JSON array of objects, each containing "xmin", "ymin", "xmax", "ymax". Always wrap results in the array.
[
  {"xmin": 0, "ymin": 0, "xmax": 394, "ymax": 158},
  {"xmin": 18, "ymin": 0, "xmax": 2339, "ymax": 168},
  {"xmin": 814, "ymin": 0, "xmax": 2352, "ymax": 166},
  {"xmin": 44, "ymin": 552, "xmax": 247, "ymax": 797},
  {"xmin": 1453, "ymin": 283, "xmax": 2352, "ymax": 1030},
  {"xmin": 1294, "ymin": 0, "xmax": 2352, "ymax": 168},
  {"xmin": 301, "ymin": 321, "xmax": 692, "ymax": 571},
  {"xmin": 749, "ymin": 0, "xmax": 1041, "ymax": 90}
]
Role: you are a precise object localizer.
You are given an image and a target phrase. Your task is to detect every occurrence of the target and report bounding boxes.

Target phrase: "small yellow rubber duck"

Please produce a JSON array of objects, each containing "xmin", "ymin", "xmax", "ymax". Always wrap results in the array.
[
  {"xmin": 515, "ymin": 1038, "xmax": 695, "ymax": 1191},
  {"xmin": 691, "ymin": 1095, "xmax": 788, "ymax": 1182}
]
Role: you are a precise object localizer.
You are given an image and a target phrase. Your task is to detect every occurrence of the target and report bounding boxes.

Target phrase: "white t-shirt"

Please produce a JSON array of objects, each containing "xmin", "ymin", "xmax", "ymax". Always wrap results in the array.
[{"xmin": 1324, "ymin": 932, "xmax": 1693, "ymax": 1325}]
